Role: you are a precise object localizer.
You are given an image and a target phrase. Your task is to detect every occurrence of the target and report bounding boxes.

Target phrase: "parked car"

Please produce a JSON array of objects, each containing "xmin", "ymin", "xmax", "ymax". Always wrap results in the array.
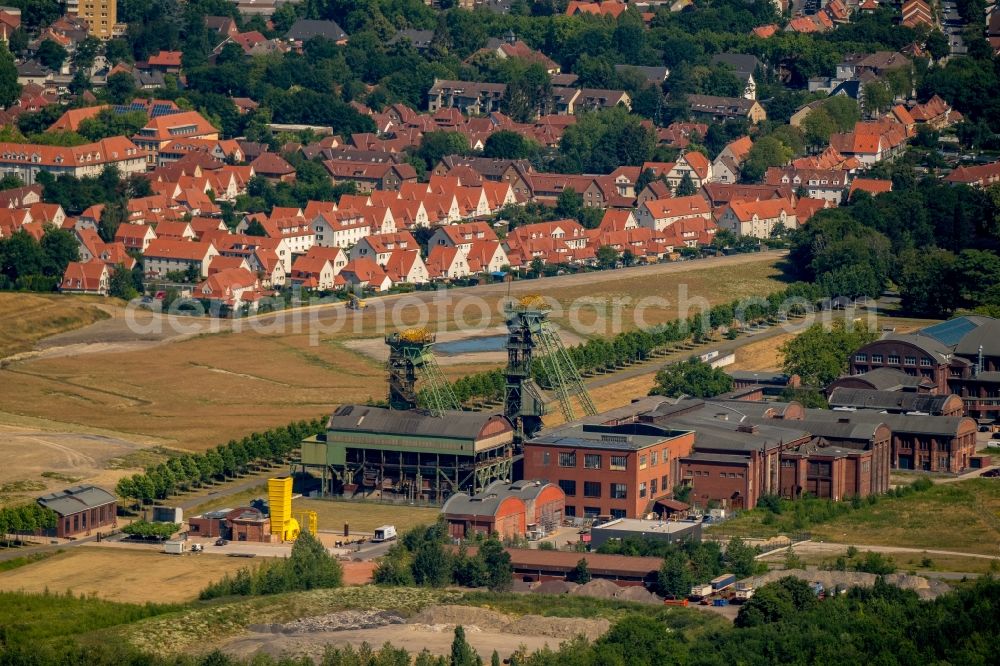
[{"xmin": 215, "ymin": 538, "xmax": 227, "ymax": 546}]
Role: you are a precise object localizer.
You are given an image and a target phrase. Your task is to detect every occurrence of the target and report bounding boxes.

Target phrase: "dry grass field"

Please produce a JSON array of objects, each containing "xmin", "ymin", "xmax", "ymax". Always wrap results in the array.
[
  {"xmin": 0, "ymin": 293, "xmax": 112, "ymax": 359},
  {"xmin": 0, "ymin": 255, "xmax": 787, "ymax": 452},
  {"xmin": 0, "ymin": 546, "xmax": 252, "ymax": 603},
  {"xmin": 0, "ymin": 411, "xmax": 164, "ymax": 507},
  {"xmin": 292, "ymin": 498, "xmax": 440, "ymax": 535}
]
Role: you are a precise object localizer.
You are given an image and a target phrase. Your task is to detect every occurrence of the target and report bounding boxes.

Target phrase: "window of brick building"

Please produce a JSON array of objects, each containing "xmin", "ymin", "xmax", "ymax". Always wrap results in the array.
[
  {"xmin": 583, "ymin": 506, "xmax": 601, "ymax": 518},
  {"xmin": 611, "ymin": 483, "xmax": 627, "ymax": 499},
  {"xmin": 661, "ymin": 474, "xmax": 668, "ymax": 489},
  {"xmin": 651, "ymin": 451, "xmax": 658, "ymax": 466},
  {"xmin": 558, "ymin": 479, "xmax": 576, "ymax": 496},
  {"xmin": 639, "ymin": 482, "xmax": 647, "ymax": 498},
  {"xmin": 888, "ymin": 354, "xmax": 900, "ymax": 365},
  {"xmin": 639, "ymin": 455, "xmax": 648, "ymax": 470},
  {"xmin": 584, "ymin": 454, "xmax": 601, "ymax": 469},
  {"xmin": 584, "ymin": 481, "xmax": 601, "ymax": 498},
  {"xmin": 610, "ymin": 455, "xmax": 627, "ymax": 471},
  {"xmin": 559, "ymin": 452, "xmax": 577, "ymax": 467},
  {"xmin": 610, "ymin": 509, "xmax": 626, "ymax": 519},
  {"xmin": 650, "ymin": 478, "xmax": 658, "ymax": 495},
  {"xmin": 564, "ymin": 505, "xmax": 576, "ymax": 517}
]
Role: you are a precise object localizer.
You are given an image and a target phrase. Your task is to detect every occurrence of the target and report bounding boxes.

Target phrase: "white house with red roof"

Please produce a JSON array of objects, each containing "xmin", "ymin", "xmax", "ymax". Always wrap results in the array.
[
  {"xmin": 115, "ymin": 224, "xmax": 157, "ymax": 253},
  {"xmin": 427, "ymin": 221, "xmax": 498, "ymax": 256},
  {"xmin": 290, "ymin": 255, "xmax": 337, "ymax": 290},
  {"xmin": 426, "ymin": 245, "xmax": 471, "ymax": 280},
  {"xmin": 143, "ymin": 239, "xmax": 220, "ymax": 277},
  {"xmin": 340, "ymin": 257, "xmax": 393, "ymax": 292},
  {"xmin": 465, "ymin": 240, "xmax": 509, "ymax": 274},
  {"xmin": 666, "ymin": 151, "xmax": 713, "ymax": 188},
  {"xmin": 636, "ymin": 195, "xmax": 712, "ymax": 231},
  {"xmin": 350, "ymin": 231, "xmax": 419, "ymax": 265},
  {"xmin": 312, "ymin": 210, "xmax": 370, "ymax": 248},
  {"xmin": 195, "ymin": 267, "xmax": 269, "ymax": 313},
  {"xmin": 60, "ymin": 261, "xmax": 110, "ymax": 295},
  {"xmin": 384, "ymin": 249, "xmax": 429, "ymax": 284},
  {"xmin": 716, "ymin": 198, "xmax": 797, "ymax": 238}
]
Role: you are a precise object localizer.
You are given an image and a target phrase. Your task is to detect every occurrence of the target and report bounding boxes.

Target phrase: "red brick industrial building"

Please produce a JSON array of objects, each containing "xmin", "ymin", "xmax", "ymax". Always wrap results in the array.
[
  {"xmin": 188, "ymin": 507, "xmax": 272, "ymax": 541},
  {"xmin": 441, "ymin": 479, "xmax": 565, "ymax": 539},
  {"xmin": 36, "ymin": 485, "xmax": 117, "ymax": 538},
  {"xmin": 840, "ymin": 316, "xmax": 1000, "ymax": 423},
  {"xmin": 523, "ymin": 410, "xmax": 696, "ymax": 520}
]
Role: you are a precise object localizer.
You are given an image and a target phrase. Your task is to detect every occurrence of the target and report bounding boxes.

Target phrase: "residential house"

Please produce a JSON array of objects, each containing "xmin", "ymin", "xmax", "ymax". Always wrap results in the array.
[
  {"xmin": 945, "ymin": 161, "xmax": 1000, "ymax": 188},
  {"xmin": 716, "ymin": 198, "xmax": 798, "ymax": 238},
  {"xmin": 666, "ymin": 151, "xmax": 712, "ymax": 188},
  {"xmin": 311, "ymin": 209, "xmax": 371, "ymax": 249},
  {"xmin": 383, "ymin": 249, "xmax": 430, "ymax": 284},
  {"xmin": 426, "ymin": 245, "xmax": 472, "ymax": 280},
  {"xmin": 849, "ymin": 178, "xmax": 892, "ymax": 198},
  {"xmin": 427, "ymin": 80, "xmax": 507, "ymax": 115},
  {"xmin": 350, "ymin": 231, "xmax": 419, "ymax": 265},
  {"xmin": 465, "ymin": 240, "xmax": 509, "ymax": 274},
  {"xmin": 250, "ymin": 153, "xmax": 296, "ymax": 183},
  {"xmin": 710, "ymin": 54, "xmax": 760, "ymax": 99},
  {"xmin": 114, "ymin": 224, "xmax": 156, "ymax": 253},
  {"xmin": 339, "ymin": 257, "xmax": 393, "ymax": 292},
  {"xmin": 427, "ymin": 221, "xmax": 498, "ymax": 256},
  {"xmin": 132, "ymin": 111, "xmax": 220, "ymax": 165},
  {"xmin": 143, "ymin": 239, "xmax": 219, "ymax": 278},
  {"xmin": 711, "ymin": 136, "xmax": 753, "ymax": 184},
  {"xmin": 828, "ymin": 121, "xmax": 907, "ymax": 166},
  {"xmin": 196, "ymin": 267, "xmax": 269, "ymax": 312},
  {"xmin": 0, "ymin": 138, "xmax": 146, "ymax": 184},
  {"xmin": 635, "ymin": 195, "xmax": 712, "ymax": 231},
  {"xmin": 290, "ymin": 255, "xmax": 337, "ymax": 290},
  {"xmin": 686, "ymin": 94, "xmax": 767, "ymax": 124},
  {"xmin": 765, "ymin": 167, "xmax": 850, "ymax": 204},
  {"xmin": 323, "ymin": 160, "xmax": 417, "ymax": 192},
  {"xmin": 60, "ymin": 261, "xmax": 110, "ymax": 295},
  {"xmin": 285, "ymin": 18, "xmax": 348, "ymax": 46}
]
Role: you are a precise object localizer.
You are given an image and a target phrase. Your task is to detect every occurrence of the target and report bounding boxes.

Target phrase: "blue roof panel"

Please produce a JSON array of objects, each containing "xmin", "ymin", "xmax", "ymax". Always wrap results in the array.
[{"xmin": 921, "ymin": 317, "xmax": 980, "ymax": 347}]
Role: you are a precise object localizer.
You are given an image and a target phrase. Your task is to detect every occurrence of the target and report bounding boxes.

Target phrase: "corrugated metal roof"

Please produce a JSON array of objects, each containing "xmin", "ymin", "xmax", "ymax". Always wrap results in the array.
[
  {"xmin": 441, "ymin": 480, "xmax": 553, "ymax": 518},
  {"xmin": 828, "ymin": 388, "xmax": 955, "ymax": 414},
  {"xmin": 37, "ymin": 485, "xmax": 116, "ymax": 516},
  {"xmin": 801, "ymin": 408, "xmax": 972, "ymax": 436},
  {"xmin": 327, "ymin": 405, "xmax": 511, "ymax": 441}
]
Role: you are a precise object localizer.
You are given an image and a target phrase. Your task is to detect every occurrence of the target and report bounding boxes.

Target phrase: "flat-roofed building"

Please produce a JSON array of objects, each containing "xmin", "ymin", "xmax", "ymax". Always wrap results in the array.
[
  {"xmin": 589, "ymin": 517, "xmax": 701, "ymax": 550},
  {"xmin": 523, "ymin": 417, "xmax": 696, "ymax": 520}
]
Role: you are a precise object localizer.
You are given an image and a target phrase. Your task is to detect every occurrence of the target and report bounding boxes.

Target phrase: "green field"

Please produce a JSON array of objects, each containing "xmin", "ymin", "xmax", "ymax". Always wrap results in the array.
[{"xmin": 712, "ymin": 479, "xmax": 1000, "ymax": 555}]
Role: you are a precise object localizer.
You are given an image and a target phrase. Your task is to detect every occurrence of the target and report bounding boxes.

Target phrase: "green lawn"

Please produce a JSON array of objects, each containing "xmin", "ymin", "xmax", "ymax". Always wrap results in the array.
[{"xmin": 712, "ymin": 479, "xmax": 1000, "ymax": 555}]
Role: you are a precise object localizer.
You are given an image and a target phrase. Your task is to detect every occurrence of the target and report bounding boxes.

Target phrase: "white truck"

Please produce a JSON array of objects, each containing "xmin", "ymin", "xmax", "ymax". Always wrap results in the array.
[
  {"xmin": 734, "ymin": 581, "xmax": 755, "ymax": 602},
  {"xmin": 372, "ymin": 525, "xmax": 397, "ymax": 543}
]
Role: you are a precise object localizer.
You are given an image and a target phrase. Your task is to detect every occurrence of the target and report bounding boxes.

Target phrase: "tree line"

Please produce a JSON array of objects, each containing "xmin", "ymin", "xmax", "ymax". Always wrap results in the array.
[
  {"xmin": 372, "ymin": 522, "xmax": 514, "ymax": 593},
  {"xmin": 0, "ymin": 503, "xmax": 57, "ymax": 545},
  {"xmin": 450, "ymin": 283, "xmax": 827, "ymax": 404},
  {"xmin": 114, "ymin": 419, "xmax": 325, "ymax": 508}
]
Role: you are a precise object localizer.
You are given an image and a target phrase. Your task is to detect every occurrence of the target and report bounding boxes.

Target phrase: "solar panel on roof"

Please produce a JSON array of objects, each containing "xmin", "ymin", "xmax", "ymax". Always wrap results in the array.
[{"xmin": 921, "ymin": 317, "xmax": 980, "ymax": 347}]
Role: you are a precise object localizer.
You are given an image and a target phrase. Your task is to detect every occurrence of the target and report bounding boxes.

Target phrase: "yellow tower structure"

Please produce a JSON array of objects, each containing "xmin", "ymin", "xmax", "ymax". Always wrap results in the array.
[{"xmin": 267, "ymin": 476, "xmax": 300, "ymax": 542}]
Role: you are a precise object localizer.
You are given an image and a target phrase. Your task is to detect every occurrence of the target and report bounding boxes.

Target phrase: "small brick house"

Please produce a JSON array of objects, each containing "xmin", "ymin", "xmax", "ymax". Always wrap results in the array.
[{"xmin": 36, "ymin": 485, "xmax": 117, "ymax": 538}]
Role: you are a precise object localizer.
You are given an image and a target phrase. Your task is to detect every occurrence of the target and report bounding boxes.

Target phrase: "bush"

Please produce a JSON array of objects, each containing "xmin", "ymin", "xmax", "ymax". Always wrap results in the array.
[
  {"xmin": 199, "ymin": 531, "xmax": 342, "ymax": 599},
  {"xmin": 121, "ymin": 521, "xmax": 179, "ymax": 540}
]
